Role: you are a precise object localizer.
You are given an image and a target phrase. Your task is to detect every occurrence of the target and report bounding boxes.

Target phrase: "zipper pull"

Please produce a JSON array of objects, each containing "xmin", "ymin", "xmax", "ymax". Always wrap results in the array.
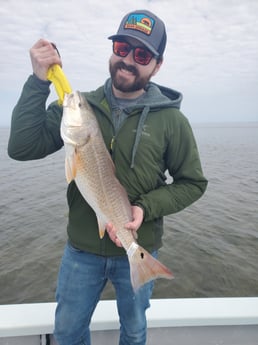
[{"xmin": 110, "ymin": 136, "xmax": 115, "ymax": 154}]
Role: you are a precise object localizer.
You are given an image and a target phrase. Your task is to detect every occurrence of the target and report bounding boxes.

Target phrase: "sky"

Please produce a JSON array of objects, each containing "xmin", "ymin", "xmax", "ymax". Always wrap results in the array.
[{"xmin": 0, "ymin": 0, "xmax": 258, "ymax": 126}]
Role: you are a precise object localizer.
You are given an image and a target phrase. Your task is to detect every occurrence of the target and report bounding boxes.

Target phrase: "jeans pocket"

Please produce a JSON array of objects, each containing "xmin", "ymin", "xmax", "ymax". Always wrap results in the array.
[{"xmin": 67, "ymin": 241, "xmax": 84, "ymax": 254}]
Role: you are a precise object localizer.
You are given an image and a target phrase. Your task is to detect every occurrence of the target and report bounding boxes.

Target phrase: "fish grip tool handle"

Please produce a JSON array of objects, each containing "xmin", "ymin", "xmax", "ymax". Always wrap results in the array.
[{"xmin": 47, "ymin": 62, "xmax": 72, "ymax": 105}]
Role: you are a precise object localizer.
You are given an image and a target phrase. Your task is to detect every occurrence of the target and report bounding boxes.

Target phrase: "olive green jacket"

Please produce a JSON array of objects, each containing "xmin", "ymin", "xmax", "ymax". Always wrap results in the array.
[{"xmin": 8, "ymin": 75, "xmax": 208, "ymax": 255}]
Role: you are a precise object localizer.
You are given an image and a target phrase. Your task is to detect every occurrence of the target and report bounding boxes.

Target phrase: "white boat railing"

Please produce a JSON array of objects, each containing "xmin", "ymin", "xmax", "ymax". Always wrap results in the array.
[{"xmin": 0, "ymin": 297, "xmax": 258, "ymax": 338}]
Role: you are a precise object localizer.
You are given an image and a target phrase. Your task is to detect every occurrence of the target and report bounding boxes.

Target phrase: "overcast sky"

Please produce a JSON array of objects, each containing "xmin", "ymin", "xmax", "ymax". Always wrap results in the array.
[{"xmin": 0, "ymin": 0, "xmax": 257, "ymax": 126}]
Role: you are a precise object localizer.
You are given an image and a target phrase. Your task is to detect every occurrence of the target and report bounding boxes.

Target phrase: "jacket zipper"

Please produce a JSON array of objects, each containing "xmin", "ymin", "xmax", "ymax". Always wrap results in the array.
[{"xmin": 110, "ymin": 136, "xmax": 115, "ymax": 155}]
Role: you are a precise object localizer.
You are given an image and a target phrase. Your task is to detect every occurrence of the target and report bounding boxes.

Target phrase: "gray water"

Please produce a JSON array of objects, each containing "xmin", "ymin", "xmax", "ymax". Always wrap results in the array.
[{"xmin": 0, "ymin": 123, "xmax": 258, "ymax": 304}]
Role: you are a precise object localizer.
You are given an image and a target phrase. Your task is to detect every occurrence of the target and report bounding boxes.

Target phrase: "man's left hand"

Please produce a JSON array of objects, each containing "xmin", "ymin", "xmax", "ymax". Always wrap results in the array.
[{"xmin": 106, "ymin": 205, "xmax": 144, "ymax": 247}]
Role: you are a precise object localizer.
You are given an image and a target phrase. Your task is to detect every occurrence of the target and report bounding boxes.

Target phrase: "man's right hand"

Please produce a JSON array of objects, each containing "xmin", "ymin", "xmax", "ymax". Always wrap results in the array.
[{"xmin": 29, "ymin": 39, "xmax": 62, "ymax": 81}]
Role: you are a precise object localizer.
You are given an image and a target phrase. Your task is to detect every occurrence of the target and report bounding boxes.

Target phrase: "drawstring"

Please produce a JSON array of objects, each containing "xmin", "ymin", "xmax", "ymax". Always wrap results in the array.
[{"xmin": 130, "ymin": 106, "xmax": 150, "ymax": 168}]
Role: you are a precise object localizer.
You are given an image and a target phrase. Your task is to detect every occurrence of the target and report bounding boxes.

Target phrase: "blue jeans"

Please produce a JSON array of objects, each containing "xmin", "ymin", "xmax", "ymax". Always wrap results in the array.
[{"xmin": 54, "ymin": 242, "xmax": 156, "ymax": 345}]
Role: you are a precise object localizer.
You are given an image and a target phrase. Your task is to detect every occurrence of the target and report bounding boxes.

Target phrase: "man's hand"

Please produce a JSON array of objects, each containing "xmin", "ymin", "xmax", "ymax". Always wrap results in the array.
[
  {"xmin": 125, "ymin": 205, "xmax": 144, "ymax": 232},
  {"xmin": 106, "ymin": 205, "xmax": 144, "ymax": 247},
  {"xmin": 29, "ymin": 39, "xmax": 62, "ymax": 81}
]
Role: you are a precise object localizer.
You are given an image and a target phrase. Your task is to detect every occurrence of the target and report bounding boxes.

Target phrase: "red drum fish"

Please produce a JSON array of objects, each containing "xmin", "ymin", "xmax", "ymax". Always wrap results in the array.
[{"xmin": 61, "ymin": 91, "xmax": 173, "ymax": 291}]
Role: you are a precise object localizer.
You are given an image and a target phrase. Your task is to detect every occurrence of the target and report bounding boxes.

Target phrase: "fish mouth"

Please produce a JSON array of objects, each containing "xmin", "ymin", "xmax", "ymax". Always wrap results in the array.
[
  {"xmin": 77, "ymin": 90, "xmax": 83, "ymax": 102},
  {"xmin": 63, "ymin": 91, "xmax": 82, "ymax": 109}
]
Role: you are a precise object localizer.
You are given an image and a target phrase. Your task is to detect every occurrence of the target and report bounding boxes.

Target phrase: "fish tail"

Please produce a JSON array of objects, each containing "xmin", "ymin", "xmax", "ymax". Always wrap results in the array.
[{"xmin": 127, "ymin": 243, "xmax": 174, "ymax": 292}]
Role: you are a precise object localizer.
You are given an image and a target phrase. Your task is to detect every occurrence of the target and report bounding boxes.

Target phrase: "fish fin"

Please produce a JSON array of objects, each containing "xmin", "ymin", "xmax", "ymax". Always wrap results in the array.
[
  {"xmin": 99, "ymin": 227, "xmax": 106, "ymax": 239},
  {"xmin": 97, "ymin": 217, "xmax": 106, "ymax": 239},
  {"xmin": 65, "ymin": 153, "xmax": 77, "ymax": 183},
  {"xmin": 127, "ymin": 243, "xmax": 174, "ymax": 292}
]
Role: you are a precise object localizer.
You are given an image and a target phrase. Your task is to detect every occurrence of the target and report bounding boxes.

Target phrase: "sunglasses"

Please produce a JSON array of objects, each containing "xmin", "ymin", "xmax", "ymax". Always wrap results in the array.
[{"xmin": 112, "ymin": 40, "xmax": 156, "ymax": 66}]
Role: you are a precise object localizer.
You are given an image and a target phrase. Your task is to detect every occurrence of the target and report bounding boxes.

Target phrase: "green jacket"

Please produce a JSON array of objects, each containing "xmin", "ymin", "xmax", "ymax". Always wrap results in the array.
[{"xmin": 8, "ymin": 75, "xmax": 208, "ymax": 256}]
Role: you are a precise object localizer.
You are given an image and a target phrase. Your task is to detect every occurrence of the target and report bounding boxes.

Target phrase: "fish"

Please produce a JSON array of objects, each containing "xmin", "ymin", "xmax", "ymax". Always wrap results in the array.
[{"xmin": 61, "ymin": 90, "xmax": 173, "ymax": 292}]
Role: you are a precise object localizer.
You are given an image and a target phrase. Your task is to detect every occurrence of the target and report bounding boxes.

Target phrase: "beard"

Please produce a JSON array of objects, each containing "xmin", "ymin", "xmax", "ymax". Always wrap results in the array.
[{"xmin": 109, "ymin": 60, "xmax": 152, "ymax": 93}]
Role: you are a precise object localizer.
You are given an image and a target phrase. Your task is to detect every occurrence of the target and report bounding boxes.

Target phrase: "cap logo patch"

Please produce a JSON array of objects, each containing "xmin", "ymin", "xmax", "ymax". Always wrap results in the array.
[{"xmin": 124, "ymin": 13, "xmax": 155, "ymax": 36}]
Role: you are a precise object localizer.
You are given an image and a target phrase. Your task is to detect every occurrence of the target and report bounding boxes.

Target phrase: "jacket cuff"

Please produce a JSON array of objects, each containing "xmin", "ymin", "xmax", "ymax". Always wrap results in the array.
[{"xmin": 28, "ymin": 74, "xmax": 51, "ymax": 90}]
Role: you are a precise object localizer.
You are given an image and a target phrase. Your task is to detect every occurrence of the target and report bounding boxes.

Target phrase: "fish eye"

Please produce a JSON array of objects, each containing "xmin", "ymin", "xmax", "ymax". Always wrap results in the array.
[{"xmin": 78, "ymin": 102, "xmax": 82, "ymax": 107}]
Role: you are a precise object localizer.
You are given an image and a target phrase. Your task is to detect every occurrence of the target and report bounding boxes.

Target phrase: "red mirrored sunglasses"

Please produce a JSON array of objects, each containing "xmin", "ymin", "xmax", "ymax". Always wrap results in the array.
[{"xmin": 112, "ymin": 40, "xmax": 157, "ymax": 66}]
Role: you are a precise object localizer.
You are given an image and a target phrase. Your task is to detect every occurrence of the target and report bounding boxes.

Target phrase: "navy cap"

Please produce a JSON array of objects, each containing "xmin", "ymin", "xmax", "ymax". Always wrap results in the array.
[{"xmin": 108, "ymin": 10, "xmax": 167, "ymax": 57}]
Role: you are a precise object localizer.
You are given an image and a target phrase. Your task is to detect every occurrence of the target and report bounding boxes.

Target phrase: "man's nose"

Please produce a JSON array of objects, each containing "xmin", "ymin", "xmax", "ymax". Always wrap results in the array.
[{"xmin": 122, "ymin": 49, "xmax": 135, "ymax": 64}]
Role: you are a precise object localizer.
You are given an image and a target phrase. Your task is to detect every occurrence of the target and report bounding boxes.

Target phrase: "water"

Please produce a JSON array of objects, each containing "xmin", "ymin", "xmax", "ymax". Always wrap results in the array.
[{"xmin": 0, "ymin": 123, "xmax": 258, "ymax": 304}]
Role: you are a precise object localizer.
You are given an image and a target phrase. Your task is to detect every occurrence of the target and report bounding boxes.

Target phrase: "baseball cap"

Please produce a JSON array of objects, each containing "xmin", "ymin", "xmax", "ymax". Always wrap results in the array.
[{"xmin": 108, "ymin": 10, "xmax": 167, "ymax": 57}]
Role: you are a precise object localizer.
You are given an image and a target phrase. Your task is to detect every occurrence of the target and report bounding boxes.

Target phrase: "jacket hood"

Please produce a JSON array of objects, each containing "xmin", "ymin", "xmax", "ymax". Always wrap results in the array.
[
  {"xmin": 150, "ymin": 83, "xmax": 183, "ymax": 109},
  {"xmin": 91, "ymin": 79, "xmax": 183, "ymax": 168},
  {"xmin": 103, "ymin": 78, "xmax": 183, "ymax": 112}
]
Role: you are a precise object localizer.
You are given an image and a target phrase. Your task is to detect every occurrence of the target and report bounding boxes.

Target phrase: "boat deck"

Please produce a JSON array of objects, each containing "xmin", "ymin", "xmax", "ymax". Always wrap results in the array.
[{"xmin": 0, "ymin": 298, "xmax": 258, "ymax": 344}]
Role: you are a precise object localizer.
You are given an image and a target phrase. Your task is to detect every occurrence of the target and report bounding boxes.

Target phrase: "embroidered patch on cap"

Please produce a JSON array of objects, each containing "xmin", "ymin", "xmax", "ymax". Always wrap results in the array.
[{"xmin": 124, "ymin": 13, "xmax": 155, "ymax": 36}]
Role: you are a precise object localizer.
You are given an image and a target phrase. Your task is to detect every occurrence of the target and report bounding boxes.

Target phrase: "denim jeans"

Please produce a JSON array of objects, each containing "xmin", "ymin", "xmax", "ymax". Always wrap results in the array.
[{"xmin": 54, "ymin": 242, "xmax": 156, "ymax": 345}]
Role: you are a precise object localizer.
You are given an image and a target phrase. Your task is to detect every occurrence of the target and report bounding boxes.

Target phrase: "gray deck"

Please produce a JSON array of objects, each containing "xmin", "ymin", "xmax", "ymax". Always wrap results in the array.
[
  {"xmin": 0, "ymin": 325, "xmax": 258, "ymax": 345},
  {"xmin": 0, "ymin": 298, "xmax": 258, "ymax": 345}
]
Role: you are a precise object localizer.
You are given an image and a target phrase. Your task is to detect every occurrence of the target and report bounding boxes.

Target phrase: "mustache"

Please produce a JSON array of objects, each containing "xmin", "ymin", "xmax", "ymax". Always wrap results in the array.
[{"xmin": 113, "ymin": 61, "xmax": 139, "ymax": 76}]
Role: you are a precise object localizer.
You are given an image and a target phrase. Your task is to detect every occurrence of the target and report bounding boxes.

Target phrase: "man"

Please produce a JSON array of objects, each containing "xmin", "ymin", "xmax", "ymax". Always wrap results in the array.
[{"xmin": 8, "ymin": 9, "xmax": 207, "ymax": 345}]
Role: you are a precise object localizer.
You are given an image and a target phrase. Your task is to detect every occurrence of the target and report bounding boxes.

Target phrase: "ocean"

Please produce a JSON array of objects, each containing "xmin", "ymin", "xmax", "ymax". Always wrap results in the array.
[{"xmin": 0, "ymin": 123, "xmax": 258, "ymax": 304}]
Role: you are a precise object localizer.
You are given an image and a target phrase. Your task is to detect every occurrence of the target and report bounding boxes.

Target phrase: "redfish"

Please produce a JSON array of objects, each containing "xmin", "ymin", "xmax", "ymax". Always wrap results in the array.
[{"xmin": 61, "ymin": 91, "xmax": 173, "ymax": 291}]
